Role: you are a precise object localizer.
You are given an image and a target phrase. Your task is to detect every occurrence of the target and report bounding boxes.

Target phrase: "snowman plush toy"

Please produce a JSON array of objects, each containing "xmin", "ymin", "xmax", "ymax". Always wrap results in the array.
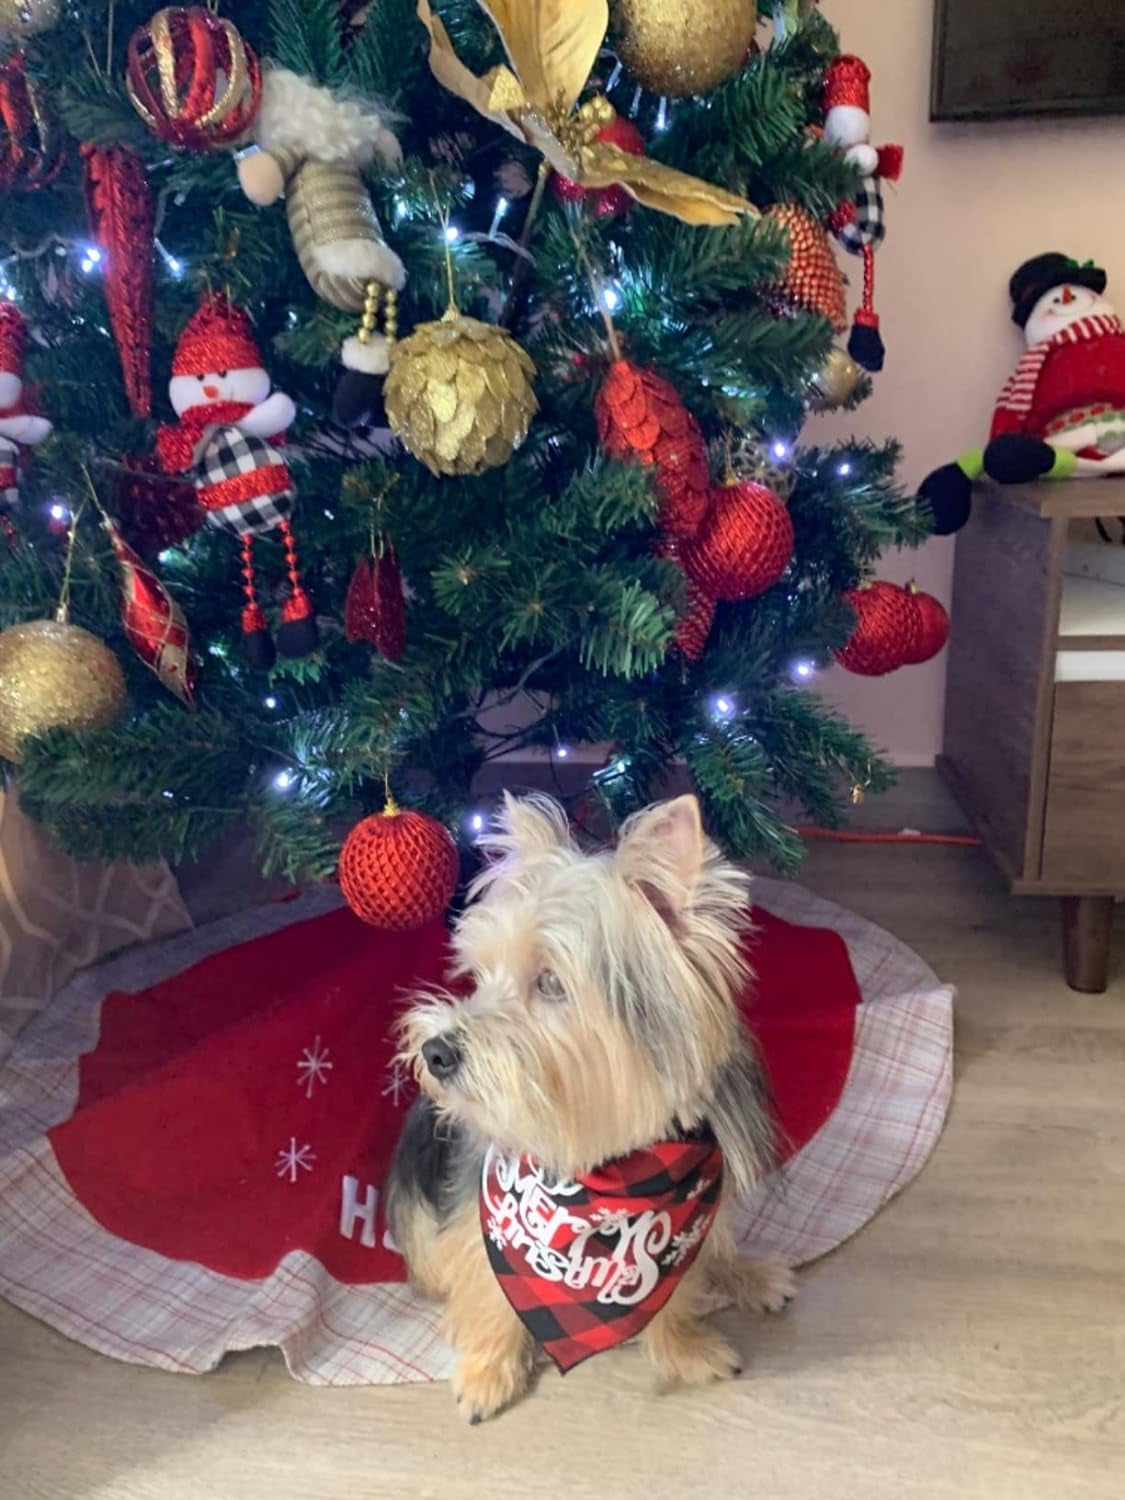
[
  {"xmin": 922, "ymin": 252, "xmax": 1125, "ymax": 534},
  {"xmin": 158, "ymin": 293, "xmax": 316, "ymax": 667},
  {"xmin": 0, "ymin": 301, "xmax": 52, "ymax": 534}
]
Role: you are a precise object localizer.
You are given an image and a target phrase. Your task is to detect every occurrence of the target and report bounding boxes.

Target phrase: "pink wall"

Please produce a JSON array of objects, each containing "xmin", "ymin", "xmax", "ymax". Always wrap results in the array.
[{"xmin": 811, "ymin": 0, "xmax": 1125, "ymax": 764}]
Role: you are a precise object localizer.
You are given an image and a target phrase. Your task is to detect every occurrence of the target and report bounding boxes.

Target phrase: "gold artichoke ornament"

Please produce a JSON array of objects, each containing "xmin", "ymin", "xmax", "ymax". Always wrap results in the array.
[
  {"xmin": 385, "ymin": 308, "xmax": 539, "ymax": 477},
  {"xmin": 416, "ymin": 0, "xmax": 758, "ymax": 227}
]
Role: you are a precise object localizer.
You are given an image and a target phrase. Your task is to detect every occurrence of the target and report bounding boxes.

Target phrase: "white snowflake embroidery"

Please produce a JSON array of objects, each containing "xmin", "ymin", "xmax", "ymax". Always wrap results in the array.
[
  {"xmin": 486, "ymin": 1215, "xmax": 509, "ymax": 1250},
  {"xmin": 590, "ymin": 1207, "xmax": 633, "ymax": 1237},
  {"xmin": 296, "ymin": 1035, "xmax": 334, "ymax": 1099},
  {"xmin": 275, "ymin": 1138, "xmax": 317, "ymax": 1183},
  {"xmin": 382, "ymin": 1063, "xmax": 410, "ymax": 1107},
  {"xmin": 686, "ymin": 1174, "xmax": 714, "ymax": 1200},
  {"xmin": 663, "ymin": 1220, "xmax": 707, "ymax": 1268}
]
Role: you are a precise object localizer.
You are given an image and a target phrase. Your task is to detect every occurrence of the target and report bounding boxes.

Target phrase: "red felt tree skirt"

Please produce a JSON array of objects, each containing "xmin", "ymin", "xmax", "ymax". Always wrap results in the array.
[{"xmin": 0, "ymin": 880, "xmax": 952, "ymax": 1387}]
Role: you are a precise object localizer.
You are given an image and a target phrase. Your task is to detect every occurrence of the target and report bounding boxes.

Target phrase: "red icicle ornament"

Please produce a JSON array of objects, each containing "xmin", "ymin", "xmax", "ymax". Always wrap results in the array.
[
  {"xmin": 104, "ymin": 517, "xmax": 197, "ymax": 704},
  {"xmin": 345, "ymin": 545, "xmax": 407, "ymax": 662},
  {"xmin": 81, "ymin": 144, "xmax": 155, "ymax": 418}
]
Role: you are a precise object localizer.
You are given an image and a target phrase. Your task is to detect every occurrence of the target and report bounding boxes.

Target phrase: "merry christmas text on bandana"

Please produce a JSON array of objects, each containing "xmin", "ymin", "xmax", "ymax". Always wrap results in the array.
[{"xmin": 480, "ymin": 1135, "xmax": 723, "ymax": 1372}]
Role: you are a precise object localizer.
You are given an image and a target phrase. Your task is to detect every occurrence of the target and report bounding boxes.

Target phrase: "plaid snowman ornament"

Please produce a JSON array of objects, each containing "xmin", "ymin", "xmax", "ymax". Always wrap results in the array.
[{"xmin": 158, "ymin": 294, "xmax": 317, "ymax": 668}]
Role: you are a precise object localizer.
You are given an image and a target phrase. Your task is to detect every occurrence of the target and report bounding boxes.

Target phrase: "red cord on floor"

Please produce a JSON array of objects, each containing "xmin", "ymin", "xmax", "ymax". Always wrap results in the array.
[{"xmin": 795, "ymin": 827, "xmax": 981, "ymax": 847}]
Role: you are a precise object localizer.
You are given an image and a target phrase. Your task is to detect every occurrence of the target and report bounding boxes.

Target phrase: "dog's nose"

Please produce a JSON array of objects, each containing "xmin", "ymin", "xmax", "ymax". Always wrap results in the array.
[{"xmin": 422, "ymin": 1035, "xmax": 462, "ymax": 1082}]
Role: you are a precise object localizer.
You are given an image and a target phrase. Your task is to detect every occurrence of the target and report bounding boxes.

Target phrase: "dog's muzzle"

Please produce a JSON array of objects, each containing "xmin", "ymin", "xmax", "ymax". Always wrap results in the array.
[{"xmin": 422, "ymin": 1034, "xmax": 463, "ymax": 1083}]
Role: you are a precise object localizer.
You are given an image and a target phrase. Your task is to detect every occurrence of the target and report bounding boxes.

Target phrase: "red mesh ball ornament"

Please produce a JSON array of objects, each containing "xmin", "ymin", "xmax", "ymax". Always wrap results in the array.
[
  {"xmin": 552, "ymin": 116, "xmax": 646, "ymax": 218},
  {"xmin": 761, "ymin": 204, "xmax": 848, "ymax": 332},
  {"xmin": 339, "ymin": 802, "xmax": 459, "ymax": 931},
  {"xmin": 835, "ymin": 582, "xmax": 922, "ymax": 676},
  {"xmin": 681, "ymin": 482, "xmax": 795, "ymax": 602},
  {"xmin": 595, "ymin": 361, "xmax": 710, "ymax": 536},
  {"xmin": 902, "ymin": 583, "xmax": 950, "ymax": 665},
  {"xmin": 126, "ymin": 7, "xmax": 261, "ymax": 152}
]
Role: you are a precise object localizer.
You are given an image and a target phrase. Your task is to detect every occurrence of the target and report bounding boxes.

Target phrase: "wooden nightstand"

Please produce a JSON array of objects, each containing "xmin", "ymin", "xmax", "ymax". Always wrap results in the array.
[{"xmin": 939, "ymin": 480, "xmax": 1125, "ymax": 993}]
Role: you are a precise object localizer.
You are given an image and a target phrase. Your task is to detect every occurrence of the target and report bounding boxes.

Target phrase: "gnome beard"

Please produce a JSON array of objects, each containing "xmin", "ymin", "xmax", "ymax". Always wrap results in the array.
[{"xmin": 158, "ymin": 295, "xmax": 318, "ymax": 668}]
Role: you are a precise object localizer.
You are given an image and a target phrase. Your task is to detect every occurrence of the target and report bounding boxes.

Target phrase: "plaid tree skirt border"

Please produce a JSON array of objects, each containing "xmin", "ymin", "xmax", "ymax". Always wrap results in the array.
[{"xmin": 0, "ymin": 883, "xmax": 953, "ymax": 1387}]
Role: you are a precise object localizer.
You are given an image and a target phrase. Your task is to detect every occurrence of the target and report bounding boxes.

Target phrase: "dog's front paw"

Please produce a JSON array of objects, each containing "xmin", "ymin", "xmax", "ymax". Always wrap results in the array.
[
  {"xmin": 653, "ymin": 1328, "xmax": 742, "ymax": 1390},
  {"xmin": 726, "ymin": 1256, "xmax": 797, "ymax": 1314},
  {"xmin": 453, "ymin": 1350, "xmax": 532, "ymax": 1425}
]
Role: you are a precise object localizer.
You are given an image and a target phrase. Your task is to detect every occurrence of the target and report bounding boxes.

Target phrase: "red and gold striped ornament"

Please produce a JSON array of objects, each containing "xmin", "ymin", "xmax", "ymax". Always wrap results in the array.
[
  {"xmin": 835, "ymin": 581, "xmax": 921, "ymax": 676},
  {"xmin": 339, "ymin": 801, "xmax": 459, "ymax": 931},
  {"xmin": 681, "ymin": 481, "xmax": 794, "ymax": 602},
  {"xmin": 761, "ymin": 204, "xmax": 847, "ymax": 331},
  {"xmin": 126, "ymin": 6, "xmax": 261, "ymax": 152},
  {"xmin": 105, "ymin": 518, "xmax": 197, "ymax": 705},
  {"xmin": 0, "ymin": 52, "xmax": 65, "ymax": 190},
  {"xmin": 595, "ymin": 361, "xmax": 710, "ymax": 537}
]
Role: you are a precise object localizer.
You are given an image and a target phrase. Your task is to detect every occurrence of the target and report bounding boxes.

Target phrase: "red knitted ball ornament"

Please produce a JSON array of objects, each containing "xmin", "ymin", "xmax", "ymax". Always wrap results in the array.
[
  {"xmin": 552, "ymin": 117, "xmax": 646, "ymax": 217},
  {"xmin": 835, "ymin": 582, "xmax": 922, "ymax": 676},
  {"xmin": 595, "ymin": 361, "xmax": 710, "ymax": 537},
  {"xmin": 902, "ymin": 584, "xmax": 950, "ymax": 665},
  {"xmin": 339, "ymin": 804, "xmax": 459, "ymax": 931},
  {"xmin": 681, "ymin": 482, "xmax": 795, "ymax": 602}
]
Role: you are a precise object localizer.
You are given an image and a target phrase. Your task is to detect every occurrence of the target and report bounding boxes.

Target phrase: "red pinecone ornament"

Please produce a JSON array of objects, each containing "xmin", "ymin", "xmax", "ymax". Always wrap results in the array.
[
  {"xmin": 339, "ymin": 802, "xmax": 459, "ymax": 931},
  {"xmin": 902, "ymin": 583, "xmax": 950, "ymax": 665},
  {"xmin": 681, "ymin": 482, "xmax": 794, "ymax": 602},
  {"xmin": 657, "ymin": 537, "xmax": 716, "ymax": 662},
  {"xmin": 835, "ymin": 581, "xmax": 921, "ymax": 676},
  {"xmin": 345, "ymin": 547, "xmax": 407, "ymax": 662},
  {"xmin": 762, "ymin": 204, "xmax": 848, "ymax": 331},
  {"xmin": 81, "ymin": 144, "xmax": 155, "ymax": 418},
  {"xmin": 595, "ymin": 361, "xmax": 710, "ymax": 536},
  {"xmin": 552, "ymin": 116, "xmax": 646, "ymax": 218},
  {"xmin": 115, "ymin": 455, "xmax": 205, "ymax": 559}
]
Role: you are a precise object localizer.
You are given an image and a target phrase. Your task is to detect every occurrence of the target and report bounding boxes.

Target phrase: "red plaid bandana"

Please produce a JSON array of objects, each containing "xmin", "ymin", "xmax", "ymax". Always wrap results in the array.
[{"xmin": 481, "ymin": 1135, "xmax": 723, "ymax": 1373}]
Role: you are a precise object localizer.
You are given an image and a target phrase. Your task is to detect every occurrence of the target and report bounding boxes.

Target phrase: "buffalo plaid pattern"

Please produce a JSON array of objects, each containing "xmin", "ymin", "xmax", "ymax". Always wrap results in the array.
[
  {"xmin": 197, "ymin": 426, "xmax": 295, "ymax": 537},
  {"xmin": 481, "ymin": 1138, "xmax": 722, "ymax": 1373},
  {"xmin": 837, "ymin": 175, "xmax": 886, "ymax": 256},
  {"xmin": 0, "ymin": 880, "xmax": 952, "ymax": 1387}
]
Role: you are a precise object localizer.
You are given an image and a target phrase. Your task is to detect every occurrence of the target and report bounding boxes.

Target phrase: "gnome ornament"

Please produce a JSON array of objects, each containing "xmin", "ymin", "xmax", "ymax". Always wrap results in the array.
[
  {"xmin": 921, "ymin": 253, "xmax": 1125, "ymax": 535},
  {"xmin": 157, "ymin": 294, "xmax": 317, "ymax": 668},
  {"xmin": 823, "ymin": 55, "xmax": 903, "ymax": 373},
  {"xmin": 0, "ymin": 302, "xmax": 52, "ymax": 530}
]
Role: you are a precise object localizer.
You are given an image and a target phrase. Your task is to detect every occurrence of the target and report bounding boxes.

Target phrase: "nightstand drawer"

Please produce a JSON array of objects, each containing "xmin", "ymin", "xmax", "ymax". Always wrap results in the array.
[{"xmin": 1040, "ymin": 681, "xmax": 1125, "ymax": 887}]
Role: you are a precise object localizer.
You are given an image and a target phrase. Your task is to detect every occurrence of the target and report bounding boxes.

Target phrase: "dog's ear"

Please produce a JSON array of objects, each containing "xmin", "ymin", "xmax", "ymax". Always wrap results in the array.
[
  {"xmin": 496, "ymin": 792, "xmax": 571, "ymax": 859},
  {"xmin": 616, "ymin": 795, "xmax": 705, "ymax": 922}
]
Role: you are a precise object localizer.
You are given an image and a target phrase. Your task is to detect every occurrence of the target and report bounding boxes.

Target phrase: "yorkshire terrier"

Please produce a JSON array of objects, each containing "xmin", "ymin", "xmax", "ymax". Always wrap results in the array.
[{"xmin": 388, "ymin": 793, "xmax": 794, "ymax": 1422}]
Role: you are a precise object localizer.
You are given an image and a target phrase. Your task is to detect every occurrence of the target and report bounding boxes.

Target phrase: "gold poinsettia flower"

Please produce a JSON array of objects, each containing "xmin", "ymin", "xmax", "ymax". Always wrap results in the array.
[{"xmin": 416, "ymin": 0, "xmax": 759, "ymax": 227}]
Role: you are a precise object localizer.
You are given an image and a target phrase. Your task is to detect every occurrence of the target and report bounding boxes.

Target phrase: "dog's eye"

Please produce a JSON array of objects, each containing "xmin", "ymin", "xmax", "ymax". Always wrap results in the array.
[{"xmin": 535, "ymin": 970, "xmax": 566, "ymax": 1002}]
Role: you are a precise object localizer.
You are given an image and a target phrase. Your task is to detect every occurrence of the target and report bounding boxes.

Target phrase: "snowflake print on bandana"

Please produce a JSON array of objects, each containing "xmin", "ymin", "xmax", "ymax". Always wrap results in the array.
[
  {"xmin": 296, "ymin": 1036, "xmax": 333, "ymax": 1099},
  {"xmin": 275, "ymin": 1138, "xmax": 316, "ymax": 1184}
]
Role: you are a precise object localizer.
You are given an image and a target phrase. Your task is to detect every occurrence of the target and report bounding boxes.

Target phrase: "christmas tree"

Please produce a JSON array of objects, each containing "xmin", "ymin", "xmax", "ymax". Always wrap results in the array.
[{"xmin": 0, "ymin": 0, "xmax": 930, "ymax": 897}]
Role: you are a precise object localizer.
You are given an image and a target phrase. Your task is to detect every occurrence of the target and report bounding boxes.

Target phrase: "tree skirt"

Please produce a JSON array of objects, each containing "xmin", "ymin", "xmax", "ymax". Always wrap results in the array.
[{"xmin": 0, "ymin": 881, "xmax": 953, "ymax": 1387}]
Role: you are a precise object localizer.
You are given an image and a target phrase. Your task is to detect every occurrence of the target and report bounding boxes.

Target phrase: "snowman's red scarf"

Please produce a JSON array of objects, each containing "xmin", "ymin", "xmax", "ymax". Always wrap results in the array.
[
  {"xmin": 156, "ymin": 401, "xmax": 257, "ymax": 474},
  {"xmin": 994, "ymin": 314, "xmax": 1124, "ymax": 430},
  {"xmin": 480, "ymin": 1133, "xmax": 723, "ymax": 1373}
]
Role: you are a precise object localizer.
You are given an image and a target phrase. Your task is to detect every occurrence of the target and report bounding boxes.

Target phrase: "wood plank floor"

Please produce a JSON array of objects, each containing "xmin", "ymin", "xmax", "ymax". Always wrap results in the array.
[{"xmin": 2, "ymin": 842, "xmax": 1123, "ymax": 1500}]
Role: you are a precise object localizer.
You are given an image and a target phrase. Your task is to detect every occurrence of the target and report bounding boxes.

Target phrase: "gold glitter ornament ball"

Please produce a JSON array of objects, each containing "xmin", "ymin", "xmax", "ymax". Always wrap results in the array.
[
  {"xmin": 808, "ymin": 346, "xmax": 863, "ymax": 411},
  {"xmin": 0, "ymin": 619, "xmax": 127, "ymax": 762},
  {"xmin": 385, "ymin": 309, "xmax": 538, "ymax": 478},
  {"xmin": 614, "ymin": 0, "xmax": 757, "ymax": 98}
]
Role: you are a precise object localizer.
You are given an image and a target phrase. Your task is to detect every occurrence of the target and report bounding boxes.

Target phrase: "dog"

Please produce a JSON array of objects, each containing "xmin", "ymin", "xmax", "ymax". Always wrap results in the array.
[{"xmin": 388, "ymin": 792, "xmax": 794, "ymax": 1422}]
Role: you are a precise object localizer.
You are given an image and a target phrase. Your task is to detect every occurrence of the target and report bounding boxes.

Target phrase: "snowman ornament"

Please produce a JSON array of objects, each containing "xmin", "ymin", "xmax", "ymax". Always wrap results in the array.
[
  {"xmin": 0, "ymin": 301, "xmax": 52, "ymax": 534},
  {"xmin": 921, "ymin": 252, "xmax": 1125, "ymax": 534},
  {"xmin": 158, "ymin": 293, "xmax": 316, "ymax": 668}
]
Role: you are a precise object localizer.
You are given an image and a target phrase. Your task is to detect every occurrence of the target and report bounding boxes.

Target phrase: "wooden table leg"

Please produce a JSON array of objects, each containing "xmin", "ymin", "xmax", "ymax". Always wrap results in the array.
[{"xmin": 1061, "ymin": 896, "xmax": 1115, "ymax": 994}]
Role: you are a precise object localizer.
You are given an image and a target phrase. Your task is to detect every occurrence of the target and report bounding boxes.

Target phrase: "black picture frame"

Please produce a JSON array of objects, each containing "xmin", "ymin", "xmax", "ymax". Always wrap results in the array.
[{"xmin": 930, "ymin": 0, "xmax": 1125, "ymax": 122}]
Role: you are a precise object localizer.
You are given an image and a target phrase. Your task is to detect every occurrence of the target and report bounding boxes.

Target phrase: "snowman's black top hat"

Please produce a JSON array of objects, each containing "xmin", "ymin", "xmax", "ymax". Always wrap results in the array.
[{"xmin": 1010, "ymin": 252, "xmax": 1108, "ymax": 328}]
